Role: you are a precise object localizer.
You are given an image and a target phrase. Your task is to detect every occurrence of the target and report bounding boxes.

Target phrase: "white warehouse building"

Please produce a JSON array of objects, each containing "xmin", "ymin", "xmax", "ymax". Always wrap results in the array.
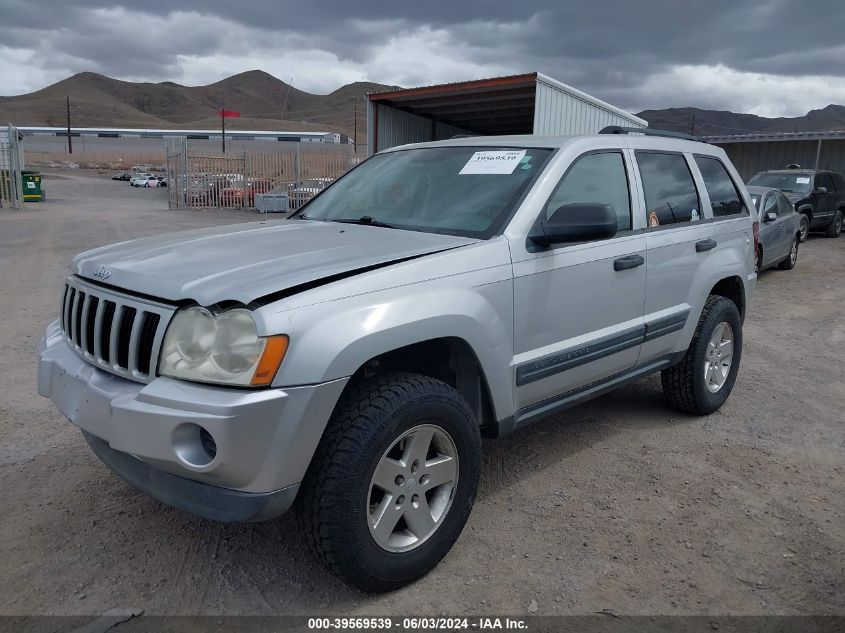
[{"xmin": 366, "ymin": 72, "xmax": 646, "ymax": 154}]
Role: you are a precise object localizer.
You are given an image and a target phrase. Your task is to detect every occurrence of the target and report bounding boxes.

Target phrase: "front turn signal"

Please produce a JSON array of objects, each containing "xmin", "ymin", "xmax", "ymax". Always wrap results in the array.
[{"xmin": 251, "ymin": 335, "xmax": 289, "ymax": 386}]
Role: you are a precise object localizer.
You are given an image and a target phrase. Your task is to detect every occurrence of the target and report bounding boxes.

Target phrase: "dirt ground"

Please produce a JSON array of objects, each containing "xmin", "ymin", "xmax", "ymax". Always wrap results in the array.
[{"xmin": 0, "ymin": 172, "xmax": 842, "ymax": 617}]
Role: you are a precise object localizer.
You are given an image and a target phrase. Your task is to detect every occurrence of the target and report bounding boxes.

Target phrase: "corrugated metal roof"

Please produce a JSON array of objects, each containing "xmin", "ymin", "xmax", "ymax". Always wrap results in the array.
[
  {"xmin": 368, "ymin": 74, "xmax": 538, "ymax": 136},
  {"xmin": 366, "ymin": 72, "xmax": 643, "ymax": 137},
  {"xmin": 367, "ymin": 73, "xmax": 539, "ymax": 101},
  {"xmin": 704, "ymin": 130, "xmax": 845, "ymax": 144},
  {"xmin": 535, "ymin": 73, "xmax": 647, "ymax": 127}
]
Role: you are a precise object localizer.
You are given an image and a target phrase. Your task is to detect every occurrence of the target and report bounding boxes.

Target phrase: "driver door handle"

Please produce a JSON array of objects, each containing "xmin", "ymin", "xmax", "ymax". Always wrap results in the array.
[
  {"xmin": 613, "ymin": 254, "xmax": 645, "ymax": 271},
  {"xmin": 696, "ymin": 238, "xmax": 717, "ymax": 252}
]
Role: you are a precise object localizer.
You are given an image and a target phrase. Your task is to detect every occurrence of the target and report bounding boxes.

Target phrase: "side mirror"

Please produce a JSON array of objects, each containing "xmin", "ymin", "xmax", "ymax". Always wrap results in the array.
[
  {"xmin": 764, "ymin": 211, "xmax": 778, "ymax": 222},
  {"xmin": 814, "ymin": 186, "xmax": 828, "ymax": 195},
  {"xmin": 529, "ymin": 203, "xmax": 618, "ymax": 247}
]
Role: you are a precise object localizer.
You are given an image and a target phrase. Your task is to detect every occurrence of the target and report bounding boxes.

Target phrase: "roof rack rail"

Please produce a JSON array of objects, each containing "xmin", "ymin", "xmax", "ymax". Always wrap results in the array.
[{"xmin": 599, "ymin": 125, "xmax": 699, "ymax": 141}]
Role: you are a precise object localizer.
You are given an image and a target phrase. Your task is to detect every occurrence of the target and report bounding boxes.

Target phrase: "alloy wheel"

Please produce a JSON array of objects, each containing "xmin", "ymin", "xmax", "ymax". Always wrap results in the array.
[
  {"xmin": 704, "ymin": 322, "xmax": 734, "ymax": 393},
  {"xmin": 367, "ymin": 424, "xmax": 459, "ymax": 553}
]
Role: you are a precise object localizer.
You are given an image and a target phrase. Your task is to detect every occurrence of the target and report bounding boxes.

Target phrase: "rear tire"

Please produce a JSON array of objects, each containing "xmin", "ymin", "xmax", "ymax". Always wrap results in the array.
[
  {"xmin": 798, "ymin": 214, "xmax": 810, "ymax": 242},
  {"xmin": 754, "ymin": 248, "xmax": 763, "ymax": 274},
  {"xmin": 297, "ymin": 372, "xmax": 481, "ymax": 592},
  {"xmin": 661, "ymin": 296, "xmax": 742, "ymax": 415},
  {"xmin": 825, "ymin": 210, "xmax": 842, "ymax": 237},
  {"xmin": 778, "ymin": 235, "xmax": 799, "ymax": 270}
]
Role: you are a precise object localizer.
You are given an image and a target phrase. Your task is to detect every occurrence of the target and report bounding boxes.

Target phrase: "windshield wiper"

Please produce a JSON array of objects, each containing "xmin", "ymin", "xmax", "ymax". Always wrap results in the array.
[{"xmin": 330, "ymin": 216, "xmax": 399, "ymax": 229}]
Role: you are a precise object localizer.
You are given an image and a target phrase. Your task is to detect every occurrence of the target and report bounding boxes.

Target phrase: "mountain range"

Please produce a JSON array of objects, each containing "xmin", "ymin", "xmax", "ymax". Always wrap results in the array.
[
  {"xmin": 639, "ymin": 105, "xmax": 845, "ymax": 137},
  {"xmin": 0, "ymin": 70, "xmax": 396, "ymax": 140},
  {"xmin": 2, "ymin": 71, "xmax": 844, "ymax": 139}
]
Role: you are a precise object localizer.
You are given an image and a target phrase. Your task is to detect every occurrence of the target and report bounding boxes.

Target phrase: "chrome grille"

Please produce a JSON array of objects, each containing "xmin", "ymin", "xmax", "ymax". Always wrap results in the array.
[{"xmin": 59, "ymin": 276, "xmax": 175, "ymax": 383}]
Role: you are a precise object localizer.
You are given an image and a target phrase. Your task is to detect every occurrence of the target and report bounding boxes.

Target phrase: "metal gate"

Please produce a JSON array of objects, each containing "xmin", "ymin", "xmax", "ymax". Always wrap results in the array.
[
  {"xmin": 167, "ymin": 141, "xmax": 363, "ymax": 211},
  {"xmin": 0, "ymin": 125, "xmax": 24, "ymax": 210}
]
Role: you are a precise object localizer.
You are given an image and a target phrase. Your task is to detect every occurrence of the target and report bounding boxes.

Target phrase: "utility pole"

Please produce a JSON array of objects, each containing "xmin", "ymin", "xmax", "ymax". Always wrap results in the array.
[
  {"xmin": 221, "ymin": 106, "xmax": 226, "ymax": 153},
  {"xmin": 66, "ymin": 95, "xmax": 73, "ymax": 154},
  {"xmin": 690, "ymin": 114, "xmax": 696, "ymax": 137},
  {"xmin": 353, "ymin": 96, "xmax": 358, "ymax": 153},
  {"xmin": 281, "ymin": 77, "xmax": 292, "ymax": 120}
]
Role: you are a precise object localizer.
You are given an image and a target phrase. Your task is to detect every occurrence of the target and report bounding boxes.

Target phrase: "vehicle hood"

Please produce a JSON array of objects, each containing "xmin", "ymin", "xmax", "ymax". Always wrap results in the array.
[
  {"xmin": 782, "ymin": 192, "xmax": 807, "ymax": 204},
  {"xmin": 72, "ymin": 220, "xmax": 477, "ymax": 306}
]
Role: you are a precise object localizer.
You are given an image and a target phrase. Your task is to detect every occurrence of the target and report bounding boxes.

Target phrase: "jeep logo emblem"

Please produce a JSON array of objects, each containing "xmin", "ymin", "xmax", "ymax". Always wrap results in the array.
[{"xmin": 92, "ymin": 266, "xmax": 112, "ymax": 281}]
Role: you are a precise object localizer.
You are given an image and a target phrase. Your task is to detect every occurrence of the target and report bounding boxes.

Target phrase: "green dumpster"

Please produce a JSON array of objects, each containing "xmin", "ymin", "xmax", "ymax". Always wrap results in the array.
[{"xmin": 22, "ymin": 171, "xmax": 43, "ymax": 202}]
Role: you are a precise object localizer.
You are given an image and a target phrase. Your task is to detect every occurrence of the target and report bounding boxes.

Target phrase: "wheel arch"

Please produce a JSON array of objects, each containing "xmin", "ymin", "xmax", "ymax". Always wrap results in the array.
[
  {"xmin": 797, "ymin": 205, "xmax": 814, "ymax": 221},
  {"xmin": 708, "ymin": 275, "xmax": 746, "ymax": 321},
  {"xmin": 339, "ymin": 336, "xmax": 498, "ymax": 433}
]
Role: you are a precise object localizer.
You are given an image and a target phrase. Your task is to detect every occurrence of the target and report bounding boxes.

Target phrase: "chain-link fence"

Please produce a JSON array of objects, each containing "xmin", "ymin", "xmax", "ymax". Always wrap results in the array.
[
  {"xmin": 167, "ymin": 141, "xmax": 364, "ymax": 212},
  {"xmin": 1, "ymin": 125, "xmax": 25, "ymax": 210}
]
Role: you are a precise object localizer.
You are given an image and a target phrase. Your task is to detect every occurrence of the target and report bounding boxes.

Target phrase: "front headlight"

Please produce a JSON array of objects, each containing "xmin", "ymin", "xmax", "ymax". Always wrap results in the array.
[{"xmin": 159, "ymin": 307, "xmax": 288, "ymax": 387}]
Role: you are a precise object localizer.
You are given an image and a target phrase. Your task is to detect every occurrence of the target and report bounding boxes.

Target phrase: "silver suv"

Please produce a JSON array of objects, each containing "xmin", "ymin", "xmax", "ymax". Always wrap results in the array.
[{"xmin": 38, "ymin": 129, "xmax": 756, "ymax": 591}]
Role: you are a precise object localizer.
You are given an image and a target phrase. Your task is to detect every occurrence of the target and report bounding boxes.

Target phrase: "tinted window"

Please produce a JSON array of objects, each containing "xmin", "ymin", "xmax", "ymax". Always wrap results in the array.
[
  {"xmin": 544, "ymin": 151, "xmax": 631, "ymax": 231},
  {"xmin": 817, "ymin": 173, "xmax": 836, "ymax": 191},
  {"xmin": 636, "ymin": 152, "xmax": 701, "ymax": 227},
  {"xmin": 776, "ymin": 192, "xmax": 794, "ymax": 216},
  {"xmin": 695, "ymin": 156, "xmax": 747, "ymax": 217}
]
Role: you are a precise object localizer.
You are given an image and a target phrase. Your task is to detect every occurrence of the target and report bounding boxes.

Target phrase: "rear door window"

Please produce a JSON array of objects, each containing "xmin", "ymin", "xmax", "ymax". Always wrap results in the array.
[
  {"xmin": 635, "ymin": 152, "xmax": 701, "ymax": 227},
  {"xmin": 694, "ymin": 155, "xmax": 748, "ymax": 217}
]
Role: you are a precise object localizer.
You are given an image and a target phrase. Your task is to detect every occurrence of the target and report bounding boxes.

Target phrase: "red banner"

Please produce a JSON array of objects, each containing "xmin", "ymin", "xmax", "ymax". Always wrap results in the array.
[{"xmin": 220, "ymin": 109, "xmax": 241, "ymax": 118}]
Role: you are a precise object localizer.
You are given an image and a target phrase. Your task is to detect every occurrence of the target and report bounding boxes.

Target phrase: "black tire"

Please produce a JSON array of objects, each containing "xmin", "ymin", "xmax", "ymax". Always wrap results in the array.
[
  {"xmin": 661, "ymin": 296, "xmax": 743, "ymax": 415},
  {"xmin": 778, "ymin": 235, "xmax": 799, "ymax": 270},
  {"xmin": 297, "ymin": 371, "xmax": 481, "ymax": 592},
  {"xmin": 798, "ymin": 214, "xmax": 810, "ymax": 242},
  {"xmin": 825, "ymin": 210, "xmax": 842, "ymax": 238},
  {"xmin": 755, "ymin": 247, "xmax": 763, "ymax": 274}
]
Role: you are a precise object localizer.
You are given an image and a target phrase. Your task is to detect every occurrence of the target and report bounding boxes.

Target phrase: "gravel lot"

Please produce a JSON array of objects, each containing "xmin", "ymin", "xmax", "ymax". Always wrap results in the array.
[{"xmin": 1, "ymin": 172, "xmax": 843, "ymax": 617}]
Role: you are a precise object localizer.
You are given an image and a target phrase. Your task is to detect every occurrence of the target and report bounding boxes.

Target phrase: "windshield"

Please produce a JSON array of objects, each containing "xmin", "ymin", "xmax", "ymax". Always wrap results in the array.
[
  {"xmin": 299, "ymin": 146, "xmax": 553, "ymax": 238},
  {"xmin": 747, "ymin": 173, "xmax": 812, "ymax": 194}
]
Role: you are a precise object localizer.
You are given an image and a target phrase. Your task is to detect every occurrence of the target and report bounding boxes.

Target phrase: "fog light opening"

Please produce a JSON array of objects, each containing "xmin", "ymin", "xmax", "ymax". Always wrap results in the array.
[
  {"xmin": 199, "ymin": 427, "xmax": 217, "ymax": 461},
  {"xmin": 173, "ymin": 423, "xmax": 217, "ymax": 467}
]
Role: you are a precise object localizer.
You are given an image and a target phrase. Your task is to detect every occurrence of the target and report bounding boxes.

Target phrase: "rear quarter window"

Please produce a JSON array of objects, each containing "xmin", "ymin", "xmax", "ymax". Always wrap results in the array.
[{"xmin": 694, "ymin": 155, "xmax": 748, "ymax": 218}]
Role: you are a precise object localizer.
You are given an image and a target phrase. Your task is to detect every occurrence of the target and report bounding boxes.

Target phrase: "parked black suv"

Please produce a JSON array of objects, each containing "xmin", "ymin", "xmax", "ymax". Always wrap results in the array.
[{"xmin": 747, "ymin": 168, "xmax": 844, "ymax": 240}]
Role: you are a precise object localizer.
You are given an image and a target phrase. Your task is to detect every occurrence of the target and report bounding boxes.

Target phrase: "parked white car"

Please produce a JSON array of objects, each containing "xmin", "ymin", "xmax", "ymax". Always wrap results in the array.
[
  {"xmin": 130, "ymin": 174, "xmax": 157, "ymax": 187},
  {"xmin": 129, "ymin": 173, "xmax": 149, "ymax": 187}
]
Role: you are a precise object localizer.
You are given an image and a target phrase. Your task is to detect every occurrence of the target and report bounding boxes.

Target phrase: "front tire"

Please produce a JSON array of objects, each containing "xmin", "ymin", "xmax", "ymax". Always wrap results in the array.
[
  {"xmin": 825, "ymin": 210, "xmax": 842, "ymax": 238},
  {"xmin": 798, "ymin": 214, "xmax": 810, "ymax": 242},
  {"xmin": 661, "ymin": 296, "xmax": 743, "ymax": 415},
  {"xmin": 297, "ymin": 372, "xmax": 481, "ymax": 592},
  {"xmin": 778, "ymin": 235, "xmax": 799, "ymax": 270}
]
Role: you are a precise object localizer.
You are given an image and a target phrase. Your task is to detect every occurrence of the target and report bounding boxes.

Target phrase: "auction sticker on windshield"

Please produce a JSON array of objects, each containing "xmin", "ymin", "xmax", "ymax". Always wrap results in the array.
[{"xmin": 459, "ymin": 150, "xmax": 526, "ymax": 175}]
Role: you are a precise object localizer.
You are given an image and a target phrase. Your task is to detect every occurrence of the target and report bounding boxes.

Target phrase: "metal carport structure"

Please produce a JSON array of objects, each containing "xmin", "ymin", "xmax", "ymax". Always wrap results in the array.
[
  {"xmin": 366, "ymin": 72, "xmax": 646, "ymax": 155},
  {"xmin": 703, "ymin": 130, "xmax": 845, "ymax": 181}
]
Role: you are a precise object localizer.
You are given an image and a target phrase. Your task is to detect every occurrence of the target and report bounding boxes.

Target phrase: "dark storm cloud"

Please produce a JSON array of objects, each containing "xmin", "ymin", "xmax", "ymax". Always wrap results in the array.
[{"xmin": 0, "ymin": 0, "xmax": 843, "ymax": 114}]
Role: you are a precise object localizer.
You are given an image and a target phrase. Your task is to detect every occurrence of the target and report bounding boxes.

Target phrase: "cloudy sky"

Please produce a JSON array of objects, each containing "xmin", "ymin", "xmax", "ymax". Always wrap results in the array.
[{"xmin": 1, "ymin": 0, "xmax": 844, "ymax": 117}]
